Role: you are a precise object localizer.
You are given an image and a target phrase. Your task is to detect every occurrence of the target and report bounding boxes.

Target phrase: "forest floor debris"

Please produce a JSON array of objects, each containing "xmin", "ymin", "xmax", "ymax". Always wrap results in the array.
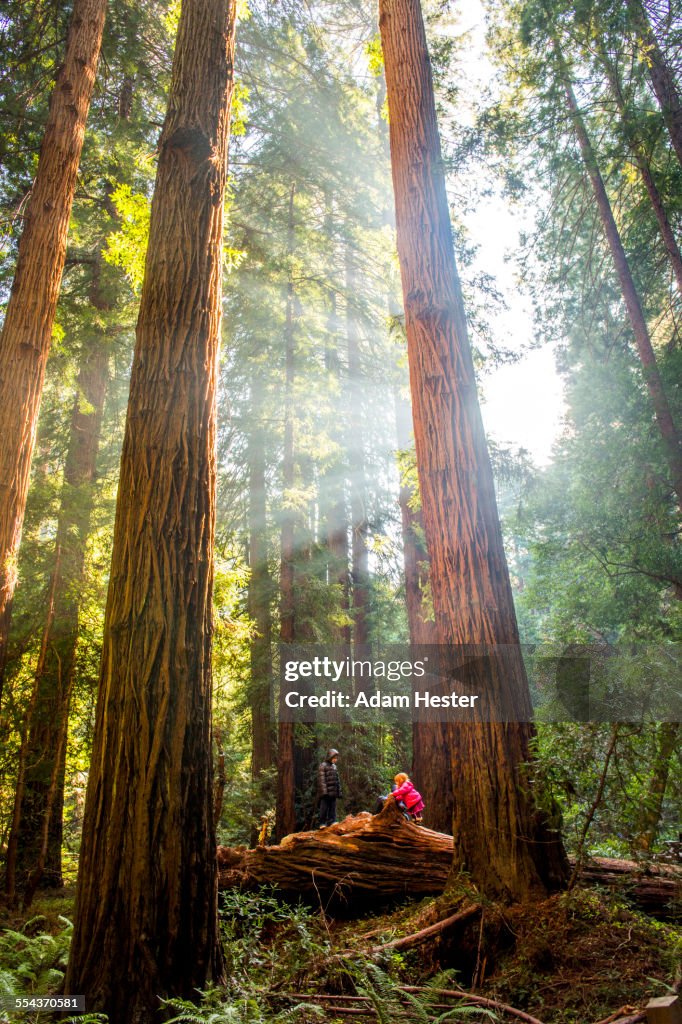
[
  {"xmin": 329, "ymin": 886, "xmax": 681, "ymax": 1023},
  {"xmin": 0, "ymin": 883, "xmax": 679, "ymax": 1024}
]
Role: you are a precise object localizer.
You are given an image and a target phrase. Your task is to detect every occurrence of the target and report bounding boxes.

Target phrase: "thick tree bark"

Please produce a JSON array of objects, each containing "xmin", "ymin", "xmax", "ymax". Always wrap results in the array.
[
  {"xmin": 558, "ymin": 50, "xmax": 682, "ymax": 504},
  {"xmin": 627, "ymin": 0, "xmax": 682, "ymax": 170},
  {"xmin": 395, "ymin": 393, "xmax": 451, "ymax": 832},
  {"xmin": 64, "ymin": 1, "xmax": 236, "ymax": 1018},
  {"xmin": 0, "ymin": 0, "xmax": 107, "ymax": 697},
  {"xmin": 346, "ymin": 247, "xmax": 370, "ymax": 653},
  {"xmin": 247, "ymin": 383, "xmax": 275, "ymax": 831},
  {"xmin": 5, "ymin": 334, "xmax": 109, "ymax": 906},
  {"xmin": 597, "ymin": 47, "xmax": 682, "ymax": 297},
  {"xmin": 220, "ymin": 800, "xmax": 454, "ymax": 901},
  {"xmin": 379, "ymin": 0, "xmax": 569, "ymax": 899},
  {"xmin": 277, "ymin": 183, "xmax": 298, "ymax": 843}
]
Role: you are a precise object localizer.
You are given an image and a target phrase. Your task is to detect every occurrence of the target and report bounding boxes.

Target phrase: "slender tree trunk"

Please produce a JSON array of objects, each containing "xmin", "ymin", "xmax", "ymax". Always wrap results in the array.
[
  {"xmin": 633, "ymin": 721, "xmax": 680, "ymax": 853},
  {"xmin": 379, "ymin": 0, "xmax": 569, "ymax": 899},
  {"xmin": 247, "ymin": 385, "xmax": 275, "ymax": 829},
  {"xmin": 325, "ymin": 472, "xmax": 351, "ymax": 645},
  {"xmin": 627, "ymin": 0, "xmax": 682, "ymax": 169},
  {"xmin": 322, "ymin": 222, "xmax": 351, "ymax": 644},
  {"xmin": 395, "ymin": 394, "xmax": 451, "ymax": 832},
  {"xmin": 346, "ymin": 247, "xmax": 370, "ymax": 653},
  {"xmin": 5, "ymin": 335, "xmax": 109, "ymax": 906},
  {"xmin": 65, "ymin": 1, "xmax": 236, "ymax": 1017},
  {"xmin": 276, "ymin": 184, "xmax": 298, "ymax": 842},
  {"xmin": 557, "ymin": 49, "xmax": 682, "ymax": 503},
  {"xmin": 0, "ymin": 0, "xmax": 107, "ymax": 697},
  {"xmin": 598, "ymin": 48, "xmax": 682, "ymax": 296}
]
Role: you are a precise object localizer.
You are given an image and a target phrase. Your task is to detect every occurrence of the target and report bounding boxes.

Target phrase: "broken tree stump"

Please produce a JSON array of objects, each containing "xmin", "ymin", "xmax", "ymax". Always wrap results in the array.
[{"xmin": 217, "ymin": 803, "xmax": 681, "ymax": 916}]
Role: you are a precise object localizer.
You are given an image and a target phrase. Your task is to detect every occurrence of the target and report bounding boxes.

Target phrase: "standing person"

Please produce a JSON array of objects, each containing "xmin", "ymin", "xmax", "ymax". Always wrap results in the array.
[{"xmin": 318, "ymin": 748, "xmax": 342, "ymax": 828}]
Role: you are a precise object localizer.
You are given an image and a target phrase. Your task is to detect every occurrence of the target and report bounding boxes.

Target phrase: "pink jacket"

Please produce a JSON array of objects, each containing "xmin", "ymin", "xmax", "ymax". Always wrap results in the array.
[{"xmin": 392, "ymin": 779, "xmax": 424, "ymax": 815}]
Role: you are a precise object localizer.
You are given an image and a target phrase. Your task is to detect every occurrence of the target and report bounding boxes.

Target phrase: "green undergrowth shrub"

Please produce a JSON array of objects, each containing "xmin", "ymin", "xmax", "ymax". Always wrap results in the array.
[{"xmin": 0, "ymin": 915, "xmax": 105, "ymax": 1024}]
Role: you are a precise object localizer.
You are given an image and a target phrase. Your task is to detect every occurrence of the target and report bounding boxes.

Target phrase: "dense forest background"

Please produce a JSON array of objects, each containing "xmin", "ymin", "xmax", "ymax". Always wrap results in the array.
[{"xmin": 0, "ymin": 0, "xmax": 680, "ymax": 1021}]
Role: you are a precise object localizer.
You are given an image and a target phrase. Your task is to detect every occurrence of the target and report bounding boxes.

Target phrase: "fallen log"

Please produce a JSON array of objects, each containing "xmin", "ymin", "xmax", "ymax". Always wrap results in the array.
[
  {"xmin": 572, "ymin": 855, "xmax": 681, "ymax": 920},
  {"xmin": 217, "ymin": 801, "xmax": 452, "ymax": 902},
  {"xmin": 217, "ymin": 804, "xmax": 681, "ymax": 917}
]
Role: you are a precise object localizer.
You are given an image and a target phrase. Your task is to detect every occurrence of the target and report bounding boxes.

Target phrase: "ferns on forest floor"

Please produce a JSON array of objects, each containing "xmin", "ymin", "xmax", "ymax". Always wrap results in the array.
[
  {"xmin": 349, "ymin": 963, "xmax": 497, "ymax": 1023},
  {"xmin": 0, "ymin": 916, "xmax": 105, "ymax": 1024},
  {"xmin": 162, "ymin": 987, "xmax": 325, "ymax": 1024}
]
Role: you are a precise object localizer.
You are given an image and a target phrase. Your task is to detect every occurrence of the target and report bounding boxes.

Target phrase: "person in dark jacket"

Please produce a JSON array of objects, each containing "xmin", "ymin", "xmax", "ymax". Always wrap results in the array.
[{"xmin": 317, "ymin": 748, "xmax": 342, "ymax": 828}]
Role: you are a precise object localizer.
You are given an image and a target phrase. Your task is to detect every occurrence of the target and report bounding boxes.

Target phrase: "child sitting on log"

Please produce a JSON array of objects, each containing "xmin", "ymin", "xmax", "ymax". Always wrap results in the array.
[{"xmin": 375, "ymin": 772, "xmax": 425, "ymax": 823}]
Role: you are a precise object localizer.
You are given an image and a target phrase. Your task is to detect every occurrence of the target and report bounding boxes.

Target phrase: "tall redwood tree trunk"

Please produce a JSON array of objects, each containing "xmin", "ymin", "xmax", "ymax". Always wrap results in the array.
[
  {"xmin": 556, "ymin": 48, "xmax": 682, "ymax": 504},
  {"xmin": 247, "ymin": 383, "xmax": 275, "ymax": 832},
  {"xmin": 322, "ymin": 238, "xmax": 351, "ymax": 645},
  {"xmin": 65, "ymin": 0, "xmax": 236, "ymax": 1017},
  {"xmin": 395, "ymin": 394, "xmax": 451, "ymax": 832},
  {"xmin": 6, "ymin": 334, "xmax": 109, "ymax": 906},
  {"xmin": 379, "ymin": 0, "xmax": 568, "ymax": 899},
  {"xmin": 0, "ymin": 0, "xmax": 107, "ymax": 695},
  {"xmin": 276, "ymin": 183, "xmax": 298, "ymax": 842},
  {"xmin": 346, "ymin": 247, "xmax": 370, "ymax": 653}
]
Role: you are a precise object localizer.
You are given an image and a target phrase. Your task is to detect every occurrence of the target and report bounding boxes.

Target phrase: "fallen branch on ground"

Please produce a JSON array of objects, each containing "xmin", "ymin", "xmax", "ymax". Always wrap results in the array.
[
  {"xmin": 275, "ymin": 986, "xmax": 546, "ymax": 1024},
  {"xmin": 373, "ymin": 904, "xmax": 481, "ymax": 951},
  {"xmin": 591, "ymin": 1012, "xmax": 646, "ymax": 1024},
  {"xmin": 402, "ymin": 986, "xmax": 546, "ymax": 1024}
]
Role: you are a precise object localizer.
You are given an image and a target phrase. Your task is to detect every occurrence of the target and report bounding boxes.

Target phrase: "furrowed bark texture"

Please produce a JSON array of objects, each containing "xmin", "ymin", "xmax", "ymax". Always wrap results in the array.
[
  {"xmin": 379, "ymin": 0, "xmax": 568, "ymax": 899},
  {"xmin": 0, "ymin": 0, "xmax": 107, "ymax": 695},
  {"xmin": 395, "ymin": 393, "xmax": 451, "ymax": 833},
  {"xmin": 6, "ymin": 337, "xmax": 109, "ymax": 905},
  {"xmin": 220, "ymin": 801, "xmax": 454, "ymax": 901},
  {"xmin": 64, "ymin": 1, "xmax": 236, "ymax": 1019},
  {"xmin": 558, "ymin": 49, "xmax": 682, "ymax": 504}
]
